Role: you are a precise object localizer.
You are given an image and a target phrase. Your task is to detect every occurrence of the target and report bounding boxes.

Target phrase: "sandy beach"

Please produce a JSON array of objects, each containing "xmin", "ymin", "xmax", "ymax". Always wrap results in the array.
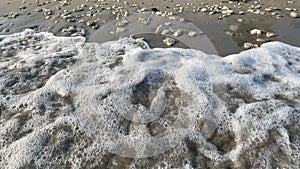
[
  {"xmin": 0, "ymin": 0, "xmax": 299, "ymax": 55},
  {"xmin": 0, "ymin": 1, "xmax": 300, "ymax": 169}
]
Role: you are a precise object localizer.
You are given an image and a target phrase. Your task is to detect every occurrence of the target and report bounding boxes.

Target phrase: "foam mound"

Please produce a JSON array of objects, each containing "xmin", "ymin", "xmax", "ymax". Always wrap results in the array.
[{"xmin": 0, "ymin": 30, "xmax": 299, "ymax": 169}]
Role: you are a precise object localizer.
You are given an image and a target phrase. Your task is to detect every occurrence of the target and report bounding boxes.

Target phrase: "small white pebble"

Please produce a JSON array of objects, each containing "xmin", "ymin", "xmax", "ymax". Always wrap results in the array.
[{"xmin": 188, "ymin": 31, "xmax": 196, "ymax": 37}]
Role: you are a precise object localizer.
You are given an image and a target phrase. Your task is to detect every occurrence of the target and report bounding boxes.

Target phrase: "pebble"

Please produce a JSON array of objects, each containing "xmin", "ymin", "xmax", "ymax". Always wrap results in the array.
[
  {"xmin": 201, "ymin": 8, "xmax": 208, "ymax": 12},
  {"xmin": 61, "ymin": 1, "xmax": 70, "ymax": 6},
  {"xmin": 250, "ymin": 29, "xmax": 262, "ymax": 35},
  {"xmin": 173, "ymin": 29, "xmax": 183, "ymax": 37},
  {"xmin": 222, "ymin": 9, "xmax": 234, "ymax": 16},
  {"xmin": 137, "ymin": 7, "xmax": 146, "ymax": 13},
  {"xmin": 73, "ymin": 7, "xmax": 84, "ymax": 12},
  {"xmin": 237, "ymin": 18, "xmax": 244, "ymax": 22},
  {"xmin": 239, "ymin": 11, "xmax": 245, "ymax": 15},
  {"xmin": 165, "ymin": 22, "xmax": 172, "ymax": 26},
  {"xmin": 272, "ymin": 7, "xmax": 281, "ymax": 11},
  {"xmin": 80, "ymin": 29, "xmax": 86, "ymax": 36},
  {"xmin": 86, "ymin": 20, "xmax": 96, "ymax": 27},
  {"xmin": 222, "ymin": 6, "xmax": 229, "ymax": 11},
  {"xmin": 21, "ymin": 40, "xmax": 28, "ymax": 46},
  {"xmin": 264, "ymin": 8, "xmax": 273, "ymax": 12},
  {"xmin": 139, "ymin": 17, "xmax": 150, "ymax": 25},
  {"xmin": 19, "ymin": 5, "xmax": 27, "ymax": 10},
  {"xmin": 285, "ymin": 8, "xmax": 293, "ymax": 11},
  {"xmin": 256, "ymin": 38, "xmax": 266, "ymax": 42},
  {"xmin": 67, "ymin": 18, "xmax": 76, "ymax": 22},
  {"xmin": 34, "ymin": 45, "xmax": 42, "ymax": 50},
  {"xmin": 116, "ymin": 27, "xmax": 126, "ymax": 33},
  {"xmin": 91, "ymin": 25, "xmax": 99, "ymax": 29},
  {"xmin": 175, "ymin": 4, "xmax": 181, "ymax": 7},
  {"xmin": 247, "ymin": 9, "xmax": 254, "ymax": 13},
  {"xmin": 188, "ymin": 31, "xmax": 196, "ymax": 37},
  {"xmin": 218, "ymin": 15, "xmax": 225, "ymax": 20},
  {"xmin": 255, "ymin": 5, "xmax": 261, "ymax": 9},
  {"xmin": 271, "ymin": 12, "xmax": 278, "ymax": 16},
  {"xmin": 155, "ymin": 25, "xmax": 163, "ymax": 33},
  {"xmin": 61, "ymin": 25, "xmax": 86, "ymax": 36},
  {"xmin": 62, "ymin": 14, "xmax": 74, "ymax": 20},
  {"xmin": 163, "ymin": 37, "xmax": 176, "ymax": 46},
  {"xmin": 155, "ymin": 11, "xmax": 162, "ymax": 16},
  {"xmin": 9, "ymin": 12, "xmax": 19, "ymax": 18},
  {"xmin": 209, "ymin": 11, "xmax": 216, "ymax": 15},
  {"xmin": 253, "ymin": 10, "xmax": 260, "ymax": 14},
  {"xmin": 225, "ymin": 31, "xmax": 234, "ymax": 37},
  {"xmin": 290, "ymin": 12, "xmax": 298, "ymax": 18},
  {"xmin": 2, "ymin": 28, "xmax": 9, "ymax": 32},
  {"xmin": 43, "ymin": 9, "xmax": 52, "ymax": 16},
  {"xmin": 35, "ymin": 8, "xmax": 42, "ymax": 12},
  {"xmin": 178, "ymin": 7, "xmax": 183, "ymax": 13},
  {"xmin": 161, "ymin": 29, "xmax": 170, "ymax": 35},
  {"xmin": 243, "ymin": 42, "xmax": 254, "ymax": 49},
  {"xmin": 167, "ymin": 11, "xmax": 173, "ymax": 16},
  {"xmin": 266, "ymin": 32, "xmax": 276, "ymax": 37}
]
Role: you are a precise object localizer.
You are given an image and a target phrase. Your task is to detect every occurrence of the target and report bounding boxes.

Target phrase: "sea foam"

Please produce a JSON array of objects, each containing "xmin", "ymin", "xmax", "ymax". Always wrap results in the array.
[{"xmin": 0, "ymin": 30, "xmax": 299, "ymax": 168}]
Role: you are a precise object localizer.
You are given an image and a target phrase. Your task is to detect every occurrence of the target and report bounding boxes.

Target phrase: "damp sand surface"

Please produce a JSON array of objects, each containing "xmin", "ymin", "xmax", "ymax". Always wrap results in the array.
[{"xmin": 0, "ymin": 0, "xmax": 299, "ymax": 55}]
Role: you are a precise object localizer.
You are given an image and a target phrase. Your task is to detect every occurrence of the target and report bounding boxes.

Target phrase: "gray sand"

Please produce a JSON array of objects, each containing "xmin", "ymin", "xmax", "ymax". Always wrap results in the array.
[{"xmin": 0, "ymin": 0, "xmax": 299, "ymax": 55}]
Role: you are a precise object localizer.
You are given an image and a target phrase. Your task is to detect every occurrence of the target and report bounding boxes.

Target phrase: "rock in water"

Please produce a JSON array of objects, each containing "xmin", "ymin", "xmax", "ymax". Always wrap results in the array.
[
  {"xmin": 173, "ymin": 29, "xmax": 183, "ymax": 37},
  {"xmin": 266, "ymin": 32, "xmax": 277, "ymax": 37},
  {"xmin": 163, "ymin": 37, "xmax": 176, "ymax": 46},
  {"xmin": 188, "ymin": 31, "xmax": 196, "ymax": 37}
]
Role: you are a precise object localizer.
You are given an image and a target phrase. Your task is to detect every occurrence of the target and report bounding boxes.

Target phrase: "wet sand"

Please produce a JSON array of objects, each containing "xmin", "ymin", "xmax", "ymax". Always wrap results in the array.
[
  {"xmin": 132, "ymin": 33, "xmax": 190, "ymax": 49},
  {"xmin": 0, "ymin": 0, "xmax": 299, "ymax": 55}
]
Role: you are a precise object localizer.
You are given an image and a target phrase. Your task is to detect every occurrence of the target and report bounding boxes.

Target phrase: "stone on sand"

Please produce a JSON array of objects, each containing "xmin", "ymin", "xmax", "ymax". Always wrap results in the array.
[
  {"xmin": 163, "ymin": 37, "xmax": 176, "ymax": 46},
  {"xmin": 290, "ymin": 12, "xmax": 298, "ymax": 18}
]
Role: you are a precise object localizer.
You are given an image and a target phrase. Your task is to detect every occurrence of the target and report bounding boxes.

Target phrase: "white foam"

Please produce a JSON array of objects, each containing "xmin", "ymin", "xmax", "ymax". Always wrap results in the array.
[{"xmin": 0, "ymin": 30, "xmax": 299, "ymax": 168}]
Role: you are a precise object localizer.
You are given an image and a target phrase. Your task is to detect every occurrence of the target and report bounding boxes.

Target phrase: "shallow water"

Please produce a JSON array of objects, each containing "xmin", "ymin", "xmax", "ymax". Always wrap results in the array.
[{"xmin": 0, "ymin": 30, "xmax": 299, "ymax": 169}]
